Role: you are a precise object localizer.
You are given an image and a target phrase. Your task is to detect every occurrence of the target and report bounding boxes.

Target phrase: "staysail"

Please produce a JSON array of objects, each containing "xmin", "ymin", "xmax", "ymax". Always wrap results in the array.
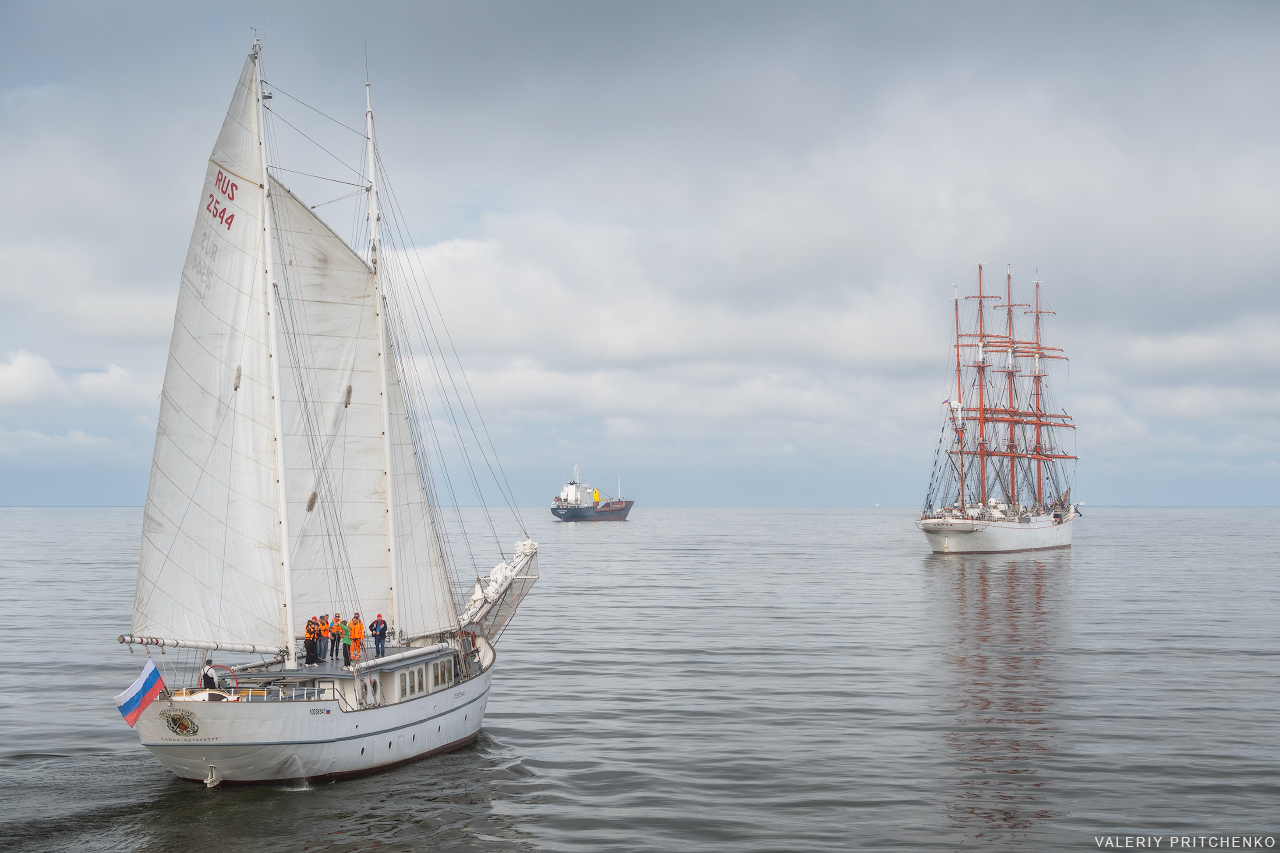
[
  {"xmin": 132, "ymin": 53, "xmax": 284, "ymax": 649},
  {"xmin": 269, "ymin": 177, "xmax": 394, "ymax": 633},
  {"xmin": 133, "ymin": 50, "xmax": 461, "ymax": 651}
]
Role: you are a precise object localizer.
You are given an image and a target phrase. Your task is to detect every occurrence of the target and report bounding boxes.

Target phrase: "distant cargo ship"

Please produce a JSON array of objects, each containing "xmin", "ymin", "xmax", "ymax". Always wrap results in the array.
[{"xmin": 551, "ymin": 466, "xmax": 634, "ymax": 521}]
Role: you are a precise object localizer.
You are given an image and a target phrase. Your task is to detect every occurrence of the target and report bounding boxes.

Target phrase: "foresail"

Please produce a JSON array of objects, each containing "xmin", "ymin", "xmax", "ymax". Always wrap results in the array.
[
  {"xmin": 386, "ymin": 343, "xmax": 460, "ymax": 637},
  {"xmin": 268, "ymin": 177, "xmax": 395, "ymax": 636},
  {"xmin": 133, "ymin": 54, "xmax": 285, "ymax": 649}
]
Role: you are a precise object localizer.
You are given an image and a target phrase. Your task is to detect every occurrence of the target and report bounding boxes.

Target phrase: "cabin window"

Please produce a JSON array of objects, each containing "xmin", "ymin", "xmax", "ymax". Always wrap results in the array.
[
  {"xmin": 417, "ymin": 668, "xmax": 424, "ymax": 693},
  {"xmin": 434, "ymin": 659, "xmax": 453, "ymax": 689},
  {"xmin": 400, "ymin": 672, "xmax": 407, "ymax": 697}
]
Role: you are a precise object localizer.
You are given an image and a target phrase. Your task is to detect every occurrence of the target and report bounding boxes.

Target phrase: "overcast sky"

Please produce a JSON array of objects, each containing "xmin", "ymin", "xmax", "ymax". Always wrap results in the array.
[{"xmin": 1, "ymin": 1, "xmax": 1277, "ymax": 506}]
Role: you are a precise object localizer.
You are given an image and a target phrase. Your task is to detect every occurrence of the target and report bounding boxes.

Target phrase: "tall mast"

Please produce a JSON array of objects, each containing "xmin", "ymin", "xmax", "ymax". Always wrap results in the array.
[
  {"xmin": 255, "ymin": 40, "xmax": 298, "ymax": 669},
  {"xmin": 1033, "ymin": 277, "xmax": 1044, "ymax": 507},
  {"xmin": 1005, "ymin": 266, "xmax": 1016, "ymax": 509},
  {"xmin": 975, "ymin": 264, "xmax": 988, "ymax": 508},
  {"xmin": 953, "ymin": 287, "xmax": 965, "ymax": 511},
  {"xmin": 367, "ymin": 81, "xmax": 401, "ymax": 635}
]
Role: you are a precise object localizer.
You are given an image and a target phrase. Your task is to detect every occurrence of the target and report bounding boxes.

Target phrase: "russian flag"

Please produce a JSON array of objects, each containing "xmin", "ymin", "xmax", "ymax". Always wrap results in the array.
[{"xmin": 115, "ymin": 659, "xmax": 166, "ymax": 728}]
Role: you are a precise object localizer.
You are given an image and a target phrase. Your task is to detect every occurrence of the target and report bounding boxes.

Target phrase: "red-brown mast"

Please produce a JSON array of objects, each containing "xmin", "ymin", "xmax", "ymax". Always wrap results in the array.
[
  {"xmin": 1033, "ymin": 277, "xmax": 1044, "ymax": 506},
  {"xmin": 976, "ymin": 264, "xmax": 987, "ymax": 507},
  {"xmin": 954, "ymin": 287, "xmax": 965, "ymax": 511},
  {"xmin": 1005, "ymin": 266, "xmax": 1016, "ymax": 508}
]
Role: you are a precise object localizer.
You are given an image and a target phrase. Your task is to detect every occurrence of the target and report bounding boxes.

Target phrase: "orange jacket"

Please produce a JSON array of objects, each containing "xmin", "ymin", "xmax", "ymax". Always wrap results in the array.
[
  {"xmin": 305, "ymin": 621, "xmax": 319, "ymax": 641},
  {"xmin": 351, "ymin": 619, "xmax": 365, "ymax": 640},
  {"xmin": 319, "ymin": 619, "xmax": 331, "ymax": 637}
]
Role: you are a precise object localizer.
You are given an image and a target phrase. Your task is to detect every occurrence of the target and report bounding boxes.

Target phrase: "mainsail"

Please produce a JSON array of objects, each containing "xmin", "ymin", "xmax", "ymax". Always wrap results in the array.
[
  {"xmin": 133, "ymin": 54, "xmax": 283, "ymax": 649},
  {"xmin": 133, "ymin": 50, "xmax": 461, "ymax": 655}
]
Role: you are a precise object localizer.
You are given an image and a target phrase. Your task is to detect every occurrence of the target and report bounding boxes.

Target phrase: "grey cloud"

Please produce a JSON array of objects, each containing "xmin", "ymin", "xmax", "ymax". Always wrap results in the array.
[{"xmin": 0, "ymin": 1, "xmax": 1277, "ymax": 505}]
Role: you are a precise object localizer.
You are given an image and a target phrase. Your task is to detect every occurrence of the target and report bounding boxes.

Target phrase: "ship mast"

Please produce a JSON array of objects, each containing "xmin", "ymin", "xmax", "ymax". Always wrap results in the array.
[
  {"xmin": 953, "ymin": 286, "xmax": 965, "ymax": 511},
  {"xmin": 964, "ymin": 264, "xmax": 1001, "ymax": 508},
  {"xmin": 367, "ymin": 82, "xmax": 402, "ymax": 635},
  {"xmin": 1030, "ymin": 276, "xmax": 1052, "ymax": 507},
  {"xmin": 1004, "ymin": 266, "xmax": 1017, "ymax": 509},
  {"xmin": 255, "ymin": 40, "xmax": 299, "ymax": 668},
  {"xmin": 976, "ymin": 264, "xmax": 986, "ymax": 508}
]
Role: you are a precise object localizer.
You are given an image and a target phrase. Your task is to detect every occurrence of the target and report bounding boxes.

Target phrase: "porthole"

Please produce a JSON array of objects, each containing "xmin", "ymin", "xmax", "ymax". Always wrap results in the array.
[
  {"xmin": 388, "ymin": 741, "xmax": 392, "ymax": 749},
  {"xmin": 360, "ymin": 747, "xmax": 365, "ymax": 755},
  {"xmin": 438, "ymin": 725, "xmax": 441, "ymax": 732},
  {"xmin": 412, "ymin": 734, "xmax": 415, "ymax": 741}
]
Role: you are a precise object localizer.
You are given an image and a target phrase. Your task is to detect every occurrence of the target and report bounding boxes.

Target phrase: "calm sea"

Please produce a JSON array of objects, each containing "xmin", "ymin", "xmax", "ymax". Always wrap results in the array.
[{"xmin": 0, "ymin": 506, "xmax": 1276, "ymax": 852}]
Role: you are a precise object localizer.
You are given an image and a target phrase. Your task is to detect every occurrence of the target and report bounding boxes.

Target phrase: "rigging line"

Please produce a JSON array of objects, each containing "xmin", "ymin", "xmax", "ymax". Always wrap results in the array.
[
  {"xmin": 376, "ymin": 149, "xmax": 527, "ymax": 535},
  {"xmin": 372, "ymin": 145, "xmax": 523, "ymax": 529},
  {"xmin": 309, "ymin": 189, "xmax": 364, "ymax": 210},
  {"xmin": 384, "ymin": 289, "xmax": 481, "ymax": 581},
  {"xmin": 380, "ymin": 222, "xmax": 497, "ymax": 544},
  {"xmin": 269, "ymin": 165, "xmax": 366, "ymax": 188},
  {"xmin": 382, "ymin": 271, "xmax": 479, "ymax": 578},
  {"xmin": 266, "ymin": 124, "xmax": 369, "ymax": 589},
  {"xmin": 265, "ymin": 137, "xmax": 364, "ymax": 619},
  {"xmin": 387, "ymin": 290, "xmax": 480, "ymax": 592},
  {"xmin": 382, "ymin": 227, "xmax": 497, "ymax": 567},
  {"xmin": 263, "ymin": 106, "xmax": 365, "ymax": 179},
  {"xmin": 261, "ymin": 80, "xmax": 365, "ymax": 136},
  {"xmin": 381, "ymin": 230, "xmax": 506, "ymax": 570}
]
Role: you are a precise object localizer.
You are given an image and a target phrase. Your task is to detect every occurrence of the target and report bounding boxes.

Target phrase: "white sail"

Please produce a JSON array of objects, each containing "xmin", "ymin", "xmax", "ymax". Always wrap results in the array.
[
  {"xmin": 133, "ymin": 54, "xmax": 285, "ymax": 649},
  {"xmin": 385, "ymin": 341, "xmax": 459, "ymax": 637},
  {"xmin": 268, "ymin": 177, "xmax": 397, "ymax": 635},
  {"xmin": 134, "ymin": 51, "xmax": 464, "ymax": 652}
]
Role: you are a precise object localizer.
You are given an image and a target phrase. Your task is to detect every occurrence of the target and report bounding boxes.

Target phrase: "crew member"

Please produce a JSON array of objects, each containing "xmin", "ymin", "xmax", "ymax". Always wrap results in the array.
[
  {"xmin": 201, "ymin": 659, "xmax": 217, "ymax": 691},
  {"xmin": 331, "ymin": 613, "xmax": 342, "ymax": 660},
  {"xmin": 370, "ymin": 614, "xmax": 388, "ymax": 658},
  {"xmin": 304, "ymin": 617, "xmax": 319, "ymax": 665},
  {"xmin": 340, "ymin": 619, "xmax": 352, "ymax": 668},
  {"xmin": 318, "ymin": 615, "xmax": 331, "ymax": 662},
  {"xmin": 351, "ymin": 613, "xmax": 365, "ymax": 661}
]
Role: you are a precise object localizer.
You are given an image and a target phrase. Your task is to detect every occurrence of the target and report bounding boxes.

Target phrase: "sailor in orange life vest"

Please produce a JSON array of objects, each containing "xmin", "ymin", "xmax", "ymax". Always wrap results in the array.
[
  {"xmin": 350, "ymin": 613, "xmax": 365, "ymax": 661},
  {"xmin": 317, "ymin": 614, "xmax": 331, "ymax": 662},
  {"xmin": 303, "ymin": 617, "xmax": 320, "ymax": 666},
  {"xmin": 330, "ymin": 613, "xmax": 342, "ymax": 660}
]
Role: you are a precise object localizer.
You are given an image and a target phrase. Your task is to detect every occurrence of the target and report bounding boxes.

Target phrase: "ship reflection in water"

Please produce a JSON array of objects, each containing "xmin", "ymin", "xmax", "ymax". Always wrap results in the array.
[{"xmin": 923, "ymin": 551, "xmax": 1073, "ymax": 843}]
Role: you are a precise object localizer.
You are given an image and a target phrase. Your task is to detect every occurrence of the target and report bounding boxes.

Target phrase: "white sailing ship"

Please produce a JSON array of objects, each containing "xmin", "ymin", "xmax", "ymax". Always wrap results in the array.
[
  {"xmin": 918, "ymin": 265, "xmax": 1080, "ymax": 553},
  {"xmin": 117, "ymin": 41, "xmax": 538, "ymax": 786}
]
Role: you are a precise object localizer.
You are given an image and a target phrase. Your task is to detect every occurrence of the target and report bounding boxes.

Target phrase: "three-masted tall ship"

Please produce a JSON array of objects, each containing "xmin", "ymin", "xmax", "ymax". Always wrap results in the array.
[
  {"xmin": 918, "ymin": 265, "xmax": 1079, "ymax": 553},
  {"xmin": 115, "ymin": 42, "xmax": 538, "ymax": 786}
]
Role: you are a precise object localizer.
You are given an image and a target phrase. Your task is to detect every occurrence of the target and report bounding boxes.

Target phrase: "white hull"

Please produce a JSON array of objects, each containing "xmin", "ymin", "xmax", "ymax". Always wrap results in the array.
[
  {"xmin": 919, "ymin": 513, "xmax": 1075, "ymax": 554},
  {"xmin": 134, "ymin": 669, "xmax": 491, "ymax": 784}
]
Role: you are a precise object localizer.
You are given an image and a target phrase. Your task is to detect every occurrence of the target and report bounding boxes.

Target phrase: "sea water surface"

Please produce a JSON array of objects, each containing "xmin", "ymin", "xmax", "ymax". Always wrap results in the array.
[{"xmin": 0, "ymin": 506, "xmax": 1276, "ymax": 852}]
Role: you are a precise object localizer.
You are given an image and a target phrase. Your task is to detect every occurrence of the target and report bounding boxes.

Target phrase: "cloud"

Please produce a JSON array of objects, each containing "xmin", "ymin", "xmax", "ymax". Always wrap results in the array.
[
  {"xmin": 0, "ymin": 350, "xmax": 64, "ymax": 406},
  {"xmin": 0, "ymin": 427, "xmax": 117, "ymax": 456},
  {"xmin": 0, "ymin": 350, "xmax": 159, "ymax": 410},
  {"xmin": 1, "ymin": 3, "xmax": 1279, "ymax": 504}
]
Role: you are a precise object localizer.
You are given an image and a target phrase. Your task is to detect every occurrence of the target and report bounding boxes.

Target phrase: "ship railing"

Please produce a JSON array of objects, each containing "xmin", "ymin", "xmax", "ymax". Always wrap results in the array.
[{"xmin": 178, "ymin": 686, "xmax": 337, "ymax": 702}]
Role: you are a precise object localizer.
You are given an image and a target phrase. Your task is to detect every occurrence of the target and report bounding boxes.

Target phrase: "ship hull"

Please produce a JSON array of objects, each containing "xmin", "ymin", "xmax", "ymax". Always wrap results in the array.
[
  {"xmin": 133, "ymin": 669, "xmax": 491, "ymax": 785},
  {"xmin": 919, "ymin": 514, "xmax": 1074, "ymax": 554},
  {"xmin": 551, "ymin": 500, "xmax": 633, "ymax": 521}
]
